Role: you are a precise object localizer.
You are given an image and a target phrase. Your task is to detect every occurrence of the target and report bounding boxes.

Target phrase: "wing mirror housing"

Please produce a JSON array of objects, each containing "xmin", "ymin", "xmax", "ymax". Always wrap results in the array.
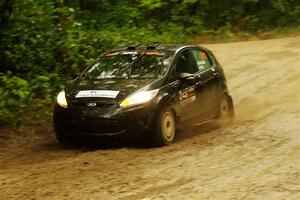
[{"xmin": 178, "ymin": 72, "xmax": 197, "ymax": 81}]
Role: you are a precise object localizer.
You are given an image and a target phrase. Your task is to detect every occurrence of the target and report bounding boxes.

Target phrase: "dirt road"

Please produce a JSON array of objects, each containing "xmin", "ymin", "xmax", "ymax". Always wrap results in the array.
[{"xmin": 1, "ymin": 36, "xmax": 300, "ymax": 200}]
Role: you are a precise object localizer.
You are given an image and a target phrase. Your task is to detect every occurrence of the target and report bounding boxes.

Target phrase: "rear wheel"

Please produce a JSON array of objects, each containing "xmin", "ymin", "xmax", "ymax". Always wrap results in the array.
[
  {"xmin": 217, "ymin": 94, "xmax": 234, "ymax": 126},
  {"xmin": 151, "ymin": 107, "xmax": 176, "ymax": 146}
]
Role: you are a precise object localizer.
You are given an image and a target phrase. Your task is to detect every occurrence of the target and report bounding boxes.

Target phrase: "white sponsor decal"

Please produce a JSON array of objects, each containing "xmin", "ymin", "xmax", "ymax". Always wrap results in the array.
[
  {"xmin": 197, "ymin": 60, "xmax": 206, "ymax": 65},
  {"xmin": 75, "ymin": 90, "xmax": 119, "ymax": 98},
  {"xmin": 179, "ymin": 87, "xmax": 196, "ymax": 106},
  {"xmin": 180, "ymin": 95, "xmax": 196, "ymax": 107}
]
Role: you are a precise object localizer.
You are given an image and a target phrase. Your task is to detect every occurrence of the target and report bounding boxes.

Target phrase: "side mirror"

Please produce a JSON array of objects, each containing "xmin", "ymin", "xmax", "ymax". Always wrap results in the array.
[{"xmin": 178, "ymin": 72, "xmax": 196, "ymax": 81}]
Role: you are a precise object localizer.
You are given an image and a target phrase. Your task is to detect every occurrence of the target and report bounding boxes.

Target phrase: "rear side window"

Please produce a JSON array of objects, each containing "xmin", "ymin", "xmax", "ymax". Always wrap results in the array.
[{"xmin": 191, "ymin": 50, "xmax": 212, "ymax": 72}]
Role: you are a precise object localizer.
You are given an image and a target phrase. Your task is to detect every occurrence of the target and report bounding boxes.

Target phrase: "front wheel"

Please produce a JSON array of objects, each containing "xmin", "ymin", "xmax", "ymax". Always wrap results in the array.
[
  {"xmin": 54, "ymin": 125, "xmax": 79, "ymax": 146},
  {"xmin": 151, "ymin": 107, "xmax": 176, "ymax": 146}
]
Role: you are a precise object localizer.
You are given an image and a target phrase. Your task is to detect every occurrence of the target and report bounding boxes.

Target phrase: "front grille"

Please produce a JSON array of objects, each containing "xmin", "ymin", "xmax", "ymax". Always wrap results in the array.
[
  {"xmin": 69, "ymin": 99, "xmax": 116, "ymax": 108},
  {"xmin": 70, "ymin": 102, "xmax": 115, "ymax": 108},
  {"xmin": 63, "ymin": 118, "xmax": 123, "ymax": 134}
]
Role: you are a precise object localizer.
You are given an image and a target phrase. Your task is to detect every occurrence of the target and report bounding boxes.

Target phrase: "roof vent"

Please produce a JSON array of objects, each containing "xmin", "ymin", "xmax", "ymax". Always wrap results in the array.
[
  {"xmin": 127, "ymin": 43, "xmax": 141, "ymax": 50},
  {"xmin": 146, "ymin": 42, "xmax": 161, "ymax": 50}
]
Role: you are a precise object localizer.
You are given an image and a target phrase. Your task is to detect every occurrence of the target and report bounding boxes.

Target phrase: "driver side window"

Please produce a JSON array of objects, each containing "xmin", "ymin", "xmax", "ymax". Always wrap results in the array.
[{"xmin": 170, "ymin": 50, "xmax": 198, "ymax": 82}]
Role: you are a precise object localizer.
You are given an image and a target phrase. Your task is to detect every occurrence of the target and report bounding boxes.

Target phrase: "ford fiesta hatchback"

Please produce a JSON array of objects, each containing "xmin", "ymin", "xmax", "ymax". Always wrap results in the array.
[{"xmin": 53, "ymin": 43, "xmax": 234, "ymax": 146}]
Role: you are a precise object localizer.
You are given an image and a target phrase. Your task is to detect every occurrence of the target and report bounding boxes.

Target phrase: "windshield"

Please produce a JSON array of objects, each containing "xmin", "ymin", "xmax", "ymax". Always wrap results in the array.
[{"xmin": 82, "ymin": 51, "xmax": 173, "ymax": 79}]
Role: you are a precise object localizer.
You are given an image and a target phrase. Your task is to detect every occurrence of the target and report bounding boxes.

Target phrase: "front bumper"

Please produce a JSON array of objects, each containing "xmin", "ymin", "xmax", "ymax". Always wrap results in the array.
[{"xmin": 53, "ymin": 103, "xmax": 158, "ymax": 139}]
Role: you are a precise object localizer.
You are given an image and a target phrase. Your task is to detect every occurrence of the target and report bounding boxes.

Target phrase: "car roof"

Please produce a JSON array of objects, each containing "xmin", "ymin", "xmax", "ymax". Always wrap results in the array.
[{"xmin": 110, "ymin": 43, "xmax": 201, "ymax": 53}]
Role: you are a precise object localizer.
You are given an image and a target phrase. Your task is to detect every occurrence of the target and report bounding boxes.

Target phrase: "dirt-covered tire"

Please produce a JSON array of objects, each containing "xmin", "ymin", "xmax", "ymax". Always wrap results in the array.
[
  {"xmin": 151, "ymin": 107, "xmax": 176, "ymax": 146},
  {"xmin": 54, "ymin": 128, "xmax": 79, "ymax": 146},
  {"xmin": 55, "ymin": 133, "xmax": 71, "ymax": 144},
  {"xmin": 216, "ymin": 94, "xmax": 235, "ymax": 126},
  {"xmin": 56, "ymin": 134, "xmax": 83, "ymax": 147}
]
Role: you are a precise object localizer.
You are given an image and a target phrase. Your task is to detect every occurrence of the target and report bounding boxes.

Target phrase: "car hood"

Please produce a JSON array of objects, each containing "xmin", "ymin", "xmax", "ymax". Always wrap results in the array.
[{"xmin": 65, "ymin": 78, "xmax": 155, "ymax": 105}]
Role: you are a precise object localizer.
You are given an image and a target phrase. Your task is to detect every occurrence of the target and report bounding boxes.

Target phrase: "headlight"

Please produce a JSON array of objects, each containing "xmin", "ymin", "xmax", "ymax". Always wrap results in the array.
[
  {"xmin": 119, "ymin": 89, "xmax": 158, "ymax": 108},
  {"xmin": 57, "ymin": 90, "xmax": 68, "ymax": 108}
]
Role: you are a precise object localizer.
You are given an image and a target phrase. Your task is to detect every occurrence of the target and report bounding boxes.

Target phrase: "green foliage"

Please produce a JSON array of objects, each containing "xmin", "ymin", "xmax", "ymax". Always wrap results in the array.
[
  {"xmin": 0, "ymin": 72, "xmax": 57, "ymax": 125},
  {"xmin": 0, "ymin": 0, "xmax": 299, "ymax": 126}
]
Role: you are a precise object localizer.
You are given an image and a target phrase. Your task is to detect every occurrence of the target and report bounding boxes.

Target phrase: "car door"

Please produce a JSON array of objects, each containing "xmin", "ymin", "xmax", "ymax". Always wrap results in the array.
[
  {"xmin": 191, "ymin": 49, "xmax": 222, "ymax": 119},
  {"xmin": 168, "ymin": 49, "xmax": 205, "ymax": 121}
]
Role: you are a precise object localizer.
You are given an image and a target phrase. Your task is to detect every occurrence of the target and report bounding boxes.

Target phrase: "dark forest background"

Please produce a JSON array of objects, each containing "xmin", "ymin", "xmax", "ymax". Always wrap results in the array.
[{"xmin": 0, "ymin": 0, "xmax": 299, "ymax": 125}]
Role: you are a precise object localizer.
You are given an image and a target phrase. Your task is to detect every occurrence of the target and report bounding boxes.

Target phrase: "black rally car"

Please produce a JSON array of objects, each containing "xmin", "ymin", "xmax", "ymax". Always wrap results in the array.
[{"xmin": 53, "ymin": 43, "xmax": 234, "ymax": 146}]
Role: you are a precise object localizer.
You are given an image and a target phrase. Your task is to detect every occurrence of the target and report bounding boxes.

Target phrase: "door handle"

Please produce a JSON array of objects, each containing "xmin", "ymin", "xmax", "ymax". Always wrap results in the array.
[
  {"xmin": 168, "ymin": 81, "xmax": 179, "ymax": 88},
  {"xmin": 195, "ymin": 80, "xmax": 203, "ymax": 86},
  {"xmin": 211, "ymin": 67, "xmax": 218, "ymax": 76}
]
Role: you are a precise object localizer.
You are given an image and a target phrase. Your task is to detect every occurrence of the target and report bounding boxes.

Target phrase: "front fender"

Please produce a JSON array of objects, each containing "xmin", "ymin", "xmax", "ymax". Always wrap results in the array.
[{"xmin": 151, "ymin": 89, "xmax": 179, "ymax": 125}]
